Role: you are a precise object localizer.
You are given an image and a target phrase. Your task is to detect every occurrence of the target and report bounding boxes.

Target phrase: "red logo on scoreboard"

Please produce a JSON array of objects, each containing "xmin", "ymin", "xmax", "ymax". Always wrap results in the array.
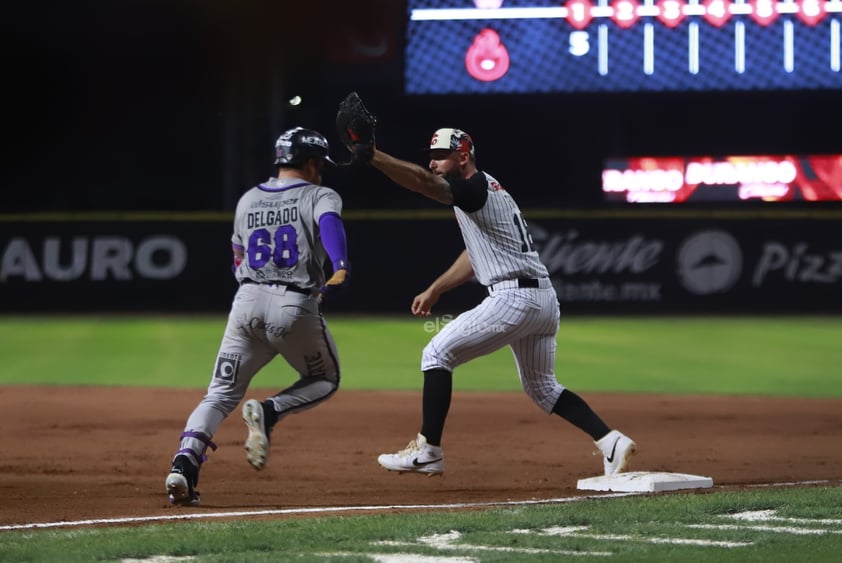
[
  {"xmin": 611, "ymin": 0, "xmax": 641, "ymax": 29},
  {"xmin": 703, "ymin": 0, "xmax": 732, "ymax": 27},
  {"xmin": 750, "ymin": 0, "xmax": 779, "ymax": 26},
  {"xmin": 657, "ymin": 0, "xmax": 687, "ymax": 27},
  {"xmin": 465, "ymin": 28, "xmax": 510, "ymax": 82},
  {"xmin": 566, "ymin": 0, "xmax": 595, "ymax": 29}
]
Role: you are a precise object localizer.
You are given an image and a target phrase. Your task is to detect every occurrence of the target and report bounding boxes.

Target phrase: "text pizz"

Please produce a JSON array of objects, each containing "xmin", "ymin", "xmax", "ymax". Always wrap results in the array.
[{"xmin": 752, "ymin": 242, "xmax": 842, "ymax": 285}]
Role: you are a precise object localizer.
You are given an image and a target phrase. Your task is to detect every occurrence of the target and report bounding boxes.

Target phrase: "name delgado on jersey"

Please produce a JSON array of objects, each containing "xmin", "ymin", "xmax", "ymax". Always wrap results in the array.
[{"xmin": 247, "ymin": 207, "xmax": 300, "ymax": 229}]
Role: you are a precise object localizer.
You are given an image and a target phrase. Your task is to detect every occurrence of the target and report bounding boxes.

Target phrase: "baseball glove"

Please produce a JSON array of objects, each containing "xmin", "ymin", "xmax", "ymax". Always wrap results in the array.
[{"xmin": 336, "ymin": 91, "xmax": 376, "ymax": 164}]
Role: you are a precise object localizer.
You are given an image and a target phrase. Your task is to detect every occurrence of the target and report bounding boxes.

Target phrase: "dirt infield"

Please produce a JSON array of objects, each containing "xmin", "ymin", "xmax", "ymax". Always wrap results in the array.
[{"xmin": 2, "ymin": 386, "xmax": 841, "ymax": 527}]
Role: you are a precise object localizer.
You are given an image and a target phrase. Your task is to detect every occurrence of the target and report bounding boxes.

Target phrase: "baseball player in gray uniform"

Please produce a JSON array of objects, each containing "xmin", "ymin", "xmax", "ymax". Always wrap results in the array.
[
  {"xmin": 358, "ymin": 127, "xmax": 635, "ymax": 478},
  {"xmin": 165, "ymin": 127, "xmax": 350, "ymax": 506}
]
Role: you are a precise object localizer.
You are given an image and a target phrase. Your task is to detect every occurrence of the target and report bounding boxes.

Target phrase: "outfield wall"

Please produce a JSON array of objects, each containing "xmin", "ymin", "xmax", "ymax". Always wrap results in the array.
[{"xmin": 1, "ymin": 210, "xmax": 840, "ymax": 314}]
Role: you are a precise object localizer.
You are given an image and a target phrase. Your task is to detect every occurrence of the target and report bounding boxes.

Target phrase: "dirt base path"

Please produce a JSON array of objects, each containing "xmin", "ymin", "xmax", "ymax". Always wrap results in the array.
[{"xmin": 2, "ymin": 387, "xmax": 841, "ymax": 526}]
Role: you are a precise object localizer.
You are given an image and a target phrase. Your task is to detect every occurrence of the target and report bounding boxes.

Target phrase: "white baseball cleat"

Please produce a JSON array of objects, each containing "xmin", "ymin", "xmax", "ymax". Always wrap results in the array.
[
  {"xmin": 595, "ymin": 430, "xmax": 637, "ymax": 475},
  {"xmin": 378, "ymin": 433, "xmax": 444, "ymax": 476},
  {"xmin": 242, "ymin": 399, "xmax": 270, "ymax": 470}
]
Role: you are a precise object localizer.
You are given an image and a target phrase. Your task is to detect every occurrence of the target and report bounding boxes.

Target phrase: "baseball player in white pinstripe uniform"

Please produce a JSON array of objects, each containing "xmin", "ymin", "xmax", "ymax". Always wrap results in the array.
[
  {"xmin": 366, "ymin": 128, "xmax": 636, "ymax": 478},
  {"xmin": 165, "ymin": 127, "xmax": 349, "ymax": 505}
]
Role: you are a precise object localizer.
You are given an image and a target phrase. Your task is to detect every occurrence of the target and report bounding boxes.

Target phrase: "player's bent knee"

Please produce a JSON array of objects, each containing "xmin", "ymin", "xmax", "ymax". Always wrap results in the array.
[
  {"xmin": 522, "ymin": 385, "xmax": 564, "ymax": 414},
  {"xmin": 421, "ymin": 344, "xmax": 456, "ymax": 373}
]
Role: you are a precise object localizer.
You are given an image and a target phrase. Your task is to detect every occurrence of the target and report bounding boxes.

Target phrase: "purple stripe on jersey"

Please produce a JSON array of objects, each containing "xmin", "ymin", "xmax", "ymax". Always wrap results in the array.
[
  {"xmin": 232, "ymin": 242, "xmax": 244, "ymax": 252},
  {"xmin": 319, "ymin": 212, "xmax": 349, "ymax": 271},
  {"xmin": 258, "ymin": 181, "xmax": 310, "ymax": 192}
]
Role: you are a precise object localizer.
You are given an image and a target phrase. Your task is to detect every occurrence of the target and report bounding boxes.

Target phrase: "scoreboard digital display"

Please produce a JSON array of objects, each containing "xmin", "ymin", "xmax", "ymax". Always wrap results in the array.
[
  {"xmin": 406, "ymin": 0, "xmax": 842, "ymax": 93},
  {"xmin": 602, "ymin": 154, "xmax": 842, "ymax": 202}
]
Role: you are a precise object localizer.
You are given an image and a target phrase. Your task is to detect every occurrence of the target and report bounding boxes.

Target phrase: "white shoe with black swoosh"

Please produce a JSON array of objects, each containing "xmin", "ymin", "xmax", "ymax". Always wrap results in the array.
[
  {"xmin": 595, "ymin": 430, "xmax": 636, "ymax": 475},
  {"xmin": 377, "ymin": 433, "xmax": 444, "ymax": 476}
]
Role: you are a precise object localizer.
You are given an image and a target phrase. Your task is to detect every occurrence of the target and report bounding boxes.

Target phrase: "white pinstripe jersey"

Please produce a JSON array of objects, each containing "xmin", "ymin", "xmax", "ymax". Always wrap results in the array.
[
  {"xmin": 232, "ymin": 177, "xmax": 343, "ymax": 289},
  {"xmin": 454, "ymin": 171, "xmax": 549, "ymax": 286}
]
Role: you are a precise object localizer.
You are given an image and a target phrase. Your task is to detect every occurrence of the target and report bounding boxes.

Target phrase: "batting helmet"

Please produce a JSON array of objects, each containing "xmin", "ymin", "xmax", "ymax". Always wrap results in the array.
[{"xmin": 274, "ymin": 127, "xmax": 336, "ymax": 166}]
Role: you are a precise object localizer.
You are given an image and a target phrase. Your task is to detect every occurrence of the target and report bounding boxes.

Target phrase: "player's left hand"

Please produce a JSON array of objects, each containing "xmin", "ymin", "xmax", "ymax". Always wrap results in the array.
[
  {"xmin": 320, "ymin": 268, "xmax": 350, "ymax": 298},
  {"xmin": 336, "ymin": 91, "xmax": 376, "ymax": 165}
]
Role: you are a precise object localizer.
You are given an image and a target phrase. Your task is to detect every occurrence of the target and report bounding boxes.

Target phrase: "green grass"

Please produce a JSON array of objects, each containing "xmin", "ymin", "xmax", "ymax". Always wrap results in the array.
[
  {"xmin": 1, "ymin": 314, "xmax": 840, "ymax": 561},
  {"xmin": 0, "ymin": 315, "xmax": 839, "ymax": 397},
  {"xmin": 1, "ymin": 486, "xmax": 840, "ymax": 561}
]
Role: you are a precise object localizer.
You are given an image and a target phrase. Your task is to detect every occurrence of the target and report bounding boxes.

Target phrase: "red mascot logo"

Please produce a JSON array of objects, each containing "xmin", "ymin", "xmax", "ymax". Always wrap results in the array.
[{"xmin": 465, "ymin": 28, "xmax": 510, "ymax": 82}]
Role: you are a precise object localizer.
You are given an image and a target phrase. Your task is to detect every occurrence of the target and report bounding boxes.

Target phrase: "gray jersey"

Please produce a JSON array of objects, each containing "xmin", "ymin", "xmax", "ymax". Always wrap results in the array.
[
  {"xmin": 454, "ymin": 172, "xmax": 548, "ymax": 286},
  {"xmin": 232, "ymin": 177, "xmax": 343, "ymax": 289}
]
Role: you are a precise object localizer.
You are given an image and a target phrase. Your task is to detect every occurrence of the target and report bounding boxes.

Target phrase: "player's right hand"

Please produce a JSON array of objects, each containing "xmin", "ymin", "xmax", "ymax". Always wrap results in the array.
[
  {"xmin": 320, "ymin": 268, "xmax": 349, "ymax": 298},
  {"xmin": 411, "ymin": 288, "xmax": 440, "ymax": 317}
]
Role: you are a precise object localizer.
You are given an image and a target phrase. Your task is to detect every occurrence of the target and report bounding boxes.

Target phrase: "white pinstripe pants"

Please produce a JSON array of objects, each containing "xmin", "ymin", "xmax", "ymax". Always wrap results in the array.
[{"xmin": 421, "ymin": 286, "xmax": 564, "ymax": 413}]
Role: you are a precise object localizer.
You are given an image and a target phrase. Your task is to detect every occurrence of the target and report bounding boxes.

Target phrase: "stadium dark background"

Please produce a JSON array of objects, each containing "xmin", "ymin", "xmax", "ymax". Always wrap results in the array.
[{"xmin": 4, "ymin": 0, "xmax": 840, "ymax": 213}]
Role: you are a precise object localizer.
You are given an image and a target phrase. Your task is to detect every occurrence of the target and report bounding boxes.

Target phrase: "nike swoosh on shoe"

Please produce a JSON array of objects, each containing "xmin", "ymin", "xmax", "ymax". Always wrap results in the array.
[
  {"xmin": 412, "ymin": 457, "xmax": 443, "ymax": 467},
  {"xmin": 606, "ymin": 437, "xmax": 620, "ymax": 462}
]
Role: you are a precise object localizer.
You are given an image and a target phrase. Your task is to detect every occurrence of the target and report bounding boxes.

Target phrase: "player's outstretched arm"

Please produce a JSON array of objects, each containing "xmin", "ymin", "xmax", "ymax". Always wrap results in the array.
[{"xmin": 371, "ymin": 149, "xmax": 455, "ymax": 205}]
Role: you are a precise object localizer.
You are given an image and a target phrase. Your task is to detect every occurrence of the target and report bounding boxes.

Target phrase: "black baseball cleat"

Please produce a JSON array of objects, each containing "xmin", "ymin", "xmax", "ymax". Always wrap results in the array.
[{"xmin": 165, "ymin": 454, "xmax": 201, "ymax": 506}]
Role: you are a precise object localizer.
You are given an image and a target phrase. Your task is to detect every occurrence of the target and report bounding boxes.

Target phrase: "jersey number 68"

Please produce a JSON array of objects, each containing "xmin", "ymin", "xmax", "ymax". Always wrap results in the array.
[{"xmin": 247, "ymin": 226, "xmax": 299, "ymax": 269}]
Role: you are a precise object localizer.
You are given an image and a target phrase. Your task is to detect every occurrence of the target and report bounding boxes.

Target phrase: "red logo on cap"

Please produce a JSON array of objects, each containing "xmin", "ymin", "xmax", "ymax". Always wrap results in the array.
[{"xmin": 458, "ymin": 134, "xmax": 474, "ymax": 154}]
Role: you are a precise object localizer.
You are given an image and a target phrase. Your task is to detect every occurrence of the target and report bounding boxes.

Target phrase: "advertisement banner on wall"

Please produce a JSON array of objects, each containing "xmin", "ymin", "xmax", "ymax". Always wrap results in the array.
[
  {"xmin": 527, "ymin": 216, "xmax": 842, "ymax": 313},
  {"xmin": 0, "ymin": 220, "xmax": 237, "ymax": 312},
  {"xmin": 1, "ymin": 214, "xmax": 840, "ymax": 314},
  {"xmin": 602, "ymin": 155, "xmax": 842, "ymax": 203}
]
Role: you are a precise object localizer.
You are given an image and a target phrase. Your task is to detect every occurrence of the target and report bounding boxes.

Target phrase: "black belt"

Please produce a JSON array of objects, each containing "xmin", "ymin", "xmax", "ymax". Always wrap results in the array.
[
  {"xmin": 241, "ymin": 278, "xmax": 310, "ymax": 295},
  {"xmin": 515, "ymin": 278, "xmax": 540, "ymax": 288},
  {"xmin": 488, "ymin": 277, "xmax": 543, "ymax": 293}
]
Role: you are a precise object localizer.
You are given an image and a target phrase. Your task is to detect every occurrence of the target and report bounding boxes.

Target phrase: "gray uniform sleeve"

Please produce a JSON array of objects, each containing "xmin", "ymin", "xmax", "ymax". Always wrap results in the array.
[{"xmin": 313, "ymin": 187, "xmax": 343, "ymax": 220}]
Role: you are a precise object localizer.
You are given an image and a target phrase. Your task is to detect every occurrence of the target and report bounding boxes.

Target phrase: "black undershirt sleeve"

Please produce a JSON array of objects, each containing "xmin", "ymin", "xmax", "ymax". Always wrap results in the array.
[{"xmin": 449, "ymin": 172, "xmax": 489, "ymax": 213}]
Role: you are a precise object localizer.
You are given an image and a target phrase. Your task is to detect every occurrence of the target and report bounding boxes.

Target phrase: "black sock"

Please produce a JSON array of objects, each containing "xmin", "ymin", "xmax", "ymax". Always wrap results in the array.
[
  {"xmin": 420, "ymin": 368, "xmax": 452, "ymax": 446},
  {"xmin": 262, "ymin": 399, "xmax": 279, "ymax": 433},
  {"xmin": 552, "ymin": 390, "xmax": 610, "ymax": 440}
]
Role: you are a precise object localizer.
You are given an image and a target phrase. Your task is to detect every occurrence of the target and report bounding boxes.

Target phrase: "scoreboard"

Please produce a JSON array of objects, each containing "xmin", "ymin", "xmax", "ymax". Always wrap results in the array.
[{"xmin": 406, "ymin": 0, "xmax": 842, "ymax": 92}]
